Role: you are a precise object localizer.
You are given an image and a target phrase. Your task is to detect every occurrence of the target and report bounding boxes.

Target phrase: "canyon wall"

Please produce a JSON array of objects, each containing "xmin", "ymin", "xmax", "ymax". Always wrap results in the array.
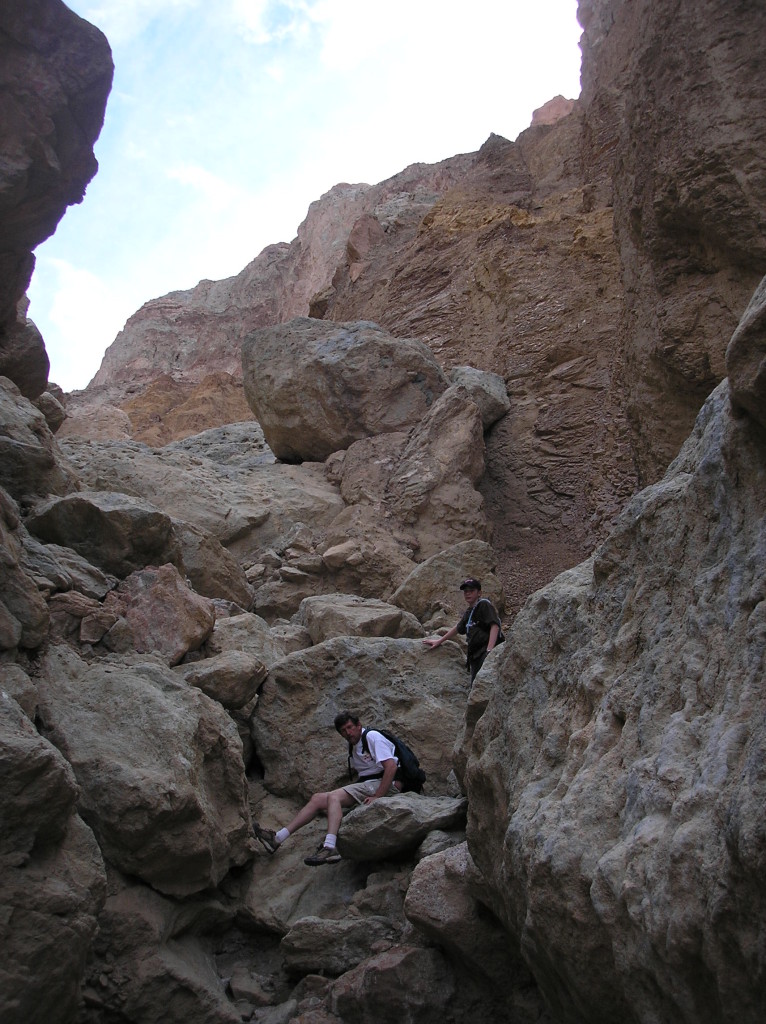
[{"xmin": 1, "ymin": 2, "xmax": 765, "ymax": 1024}]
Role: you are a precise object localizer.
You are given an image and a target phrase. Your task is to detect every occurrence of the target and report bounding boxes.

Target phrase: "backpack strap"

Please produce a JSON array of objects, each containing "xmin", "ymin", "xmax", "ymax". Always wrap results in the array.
[{"xmin": 347, "ymin": 728, "xmax": 371, "ymax": 781}]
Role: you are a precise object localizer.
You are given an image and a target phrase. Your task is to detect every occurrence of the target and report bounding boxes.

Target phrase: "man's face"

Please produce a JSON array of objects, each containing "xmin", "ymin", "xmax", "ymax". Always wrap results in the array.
[
  {"xmin": 462, "ymin": 586, "xmax": 480, "ymax": 605},
  {"xmin": 338, "ymin": 719, "xmax": 363, "ymax": 745}
]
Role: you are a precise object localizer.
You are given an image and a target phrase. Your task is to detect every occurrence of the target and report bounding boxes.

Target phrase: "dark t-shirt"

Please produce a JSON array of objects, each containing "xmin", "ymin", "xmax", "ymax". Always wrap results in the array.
[{"xmin": 457, "ymin": 598, "xmax": 503, "ymax": 660}]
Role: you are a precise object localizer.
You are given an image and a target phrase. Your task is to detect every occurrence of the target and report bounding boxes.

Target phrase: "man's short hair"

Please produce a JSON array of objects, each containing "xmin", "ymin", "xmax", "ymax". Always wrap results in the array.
[{"xmin": 334, "ymin": 710, "xmax": 360, "ymax": 732}]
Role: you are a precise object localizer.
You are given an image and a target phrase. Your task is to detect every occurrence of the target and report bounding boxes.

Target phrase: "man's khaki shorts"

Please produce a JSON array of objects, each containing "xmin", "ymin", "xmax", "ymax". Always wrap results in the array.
[{"xmin": 342, "ymin": 779, "xmax": 400, "ymax": 805}]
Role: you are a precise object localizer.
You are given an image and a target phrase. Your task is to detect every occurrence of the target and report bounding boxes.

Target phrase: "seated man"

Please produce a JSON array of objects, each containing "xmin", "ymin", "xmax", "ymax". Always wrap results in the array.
[{"xmin": 252, "ymin": 710, "xmax": 402, "ymax": 866}]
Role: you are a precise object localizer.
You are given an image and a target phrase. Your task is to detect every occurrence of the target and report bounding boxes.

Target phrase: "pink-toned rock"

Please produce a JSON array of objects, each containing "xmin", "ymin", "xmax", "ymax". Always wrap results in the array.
[{"xmin": 101, "ymin": 563, "xmax": 216, "ymax": 665}]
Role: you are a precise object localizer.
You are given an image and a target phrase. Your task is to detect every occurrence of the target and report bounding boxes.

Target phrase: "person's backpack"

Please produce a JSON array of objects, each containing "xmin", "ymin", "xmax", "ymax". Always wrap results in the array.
[{"xmin": 348, "ymin": 728, "xmax": 427, "ymax": 794}]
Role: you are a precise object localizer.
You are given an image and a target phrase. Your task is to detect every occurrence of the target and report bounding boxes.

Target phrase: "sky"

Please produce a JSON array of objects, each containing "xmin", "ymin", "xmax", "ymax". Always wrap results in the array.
[{"xmin": 28, "ymin": 0, "xmax": 583, "ymax": 392}]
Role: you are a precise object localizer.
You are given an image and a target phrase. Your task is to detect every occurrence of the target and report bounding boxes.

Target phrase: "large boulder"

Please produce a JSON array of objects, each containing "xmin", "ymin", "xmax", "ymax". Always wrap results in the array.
[
  {"xmin": 25, "ymin": 490, "xmax": 184, "ymax": 578},
  {"xmin": 0, "ymin": 692, "xmax": 106, "ymax": 1024},
  {"xmin": 251, "ymin": 635, "xmax": 469, "ymax": 801},
  {"xmin": 330, "ymin": 945, "xmax": 454, "ymax": 1024},
  {"xmin": 99, "ymin": 563, "xmax": 216, "ymax": 665},
  {"xmin": 241, "ymin": 318, "xmax": 449, "ymax": 462},
  {"xmin": 390, "ymin": 538, "xmax": 505, "ymax": 627},
  {"xmin": 36, "ymin": 646, "xmax": 252, "ymax": 897},
  {"xmin": 329, "ymin": 385, "xmax": 489, "ymax": 560},
  {"xmin": 338, "ymin": 794, "xmax": 468, "ymax": 861},
  {"xmin": 462, "ymin": 380, "xmax": 766, "ymax": 1024},
  {"xmin": 295, "ymin": 593, "xmax": 424, "ymax": 643}
]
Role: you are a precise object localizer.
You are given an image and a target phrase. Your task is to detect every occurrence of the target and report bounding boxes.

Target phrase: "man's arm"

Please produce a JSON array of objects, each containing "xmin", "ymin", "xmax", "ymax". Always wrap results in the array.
[
  {"xmin": 365, "ymin": 757, "xmax": 398, "ymax": 803},
  {"xmin": 422, "ymin": 623, "xmax": 459, "ymax": 649},
  {"xmin": 486, "ymin": 622, "xmax": 500, "ymax": 652}
]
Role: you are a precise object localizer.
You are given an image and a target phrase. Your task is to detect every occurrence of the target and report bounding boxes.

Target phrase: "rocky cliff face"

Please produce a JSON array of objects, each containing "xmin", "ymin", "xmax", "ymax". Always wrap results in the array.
[
  {"xmin": 2, "ymin": 1, "xmax": 766, "ymax": 1024},
  {"xmin": 0, "ymin": 0, "xmax": 112, "ymax": 398}
]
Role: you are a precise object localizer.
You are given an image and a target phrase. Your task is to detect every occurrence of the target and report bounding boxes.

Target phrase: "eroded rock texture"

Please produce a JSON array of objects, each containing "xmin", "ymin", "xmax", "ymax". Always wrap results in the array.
[
  {"xmin": 2, "ymin": 0, "xmax": 766, "ymax": 1023},
  {"xmin": 462, "ymin": 379, "xmax": 766, "ymax": 1024}
]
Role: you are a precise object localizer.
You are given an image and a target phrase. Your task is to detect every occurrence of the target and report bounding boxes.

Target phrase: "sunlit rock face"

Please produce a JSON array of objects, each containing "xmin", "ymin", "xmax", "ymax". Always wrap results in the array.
[{"xmin": 0, "ymin": 0, "xmax": 112, "ymax": 397}]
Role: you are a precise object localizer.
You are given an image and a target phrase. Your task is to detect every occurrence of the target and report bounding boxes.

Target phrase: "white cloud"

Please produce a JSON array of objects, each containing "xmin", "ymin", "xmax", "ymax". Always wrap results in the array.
[{"xmin": 28, "ymin": 259, "xmax": 133, "ymax": 392}]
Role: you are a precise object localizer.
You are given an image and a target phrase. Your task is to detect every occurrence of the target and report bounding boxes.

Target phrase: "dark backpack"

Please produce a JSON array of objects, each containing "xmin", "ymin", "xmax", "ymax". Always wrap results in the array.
[{"xmin": 348, "ymin": 728, "xmax": 426, "ymax": 794}]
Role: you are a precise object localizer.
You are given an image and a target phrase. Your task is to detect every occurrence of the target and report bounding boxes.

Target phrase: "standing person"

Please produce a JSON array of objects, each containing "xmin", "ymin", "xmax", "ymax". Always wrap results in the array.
[
  {"xmin": 422, "ymin": 576, "xmax": 503, "ymax": 681},
  {"xmin": 252, "ymin": 711, "xmax": 402, "ymax": 866}
]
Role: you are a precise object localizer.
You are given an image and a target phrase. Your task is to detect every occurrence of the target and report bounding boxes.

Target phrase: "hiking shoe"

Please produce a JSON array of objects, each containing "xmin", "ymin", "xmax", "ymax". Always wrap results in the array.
[
  {"xmin": 252, "ymin": 823, "xmax": 279, "ymax": 854},
  {"xmin": 304, "ymin": 844, "xmax": 341, "ymax": 866}
]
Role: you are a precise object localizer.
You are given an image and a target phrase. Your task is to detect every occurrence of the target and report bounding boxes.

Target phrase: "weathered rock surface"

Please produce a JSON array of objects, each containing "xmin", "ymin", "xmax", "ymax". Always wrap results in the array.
[
  {"xmin": 338, "ymin": 795, "xmax": 468, "ymax": 861},
  {"xmin": 462, "ymin": 380, "xmax": 766, "ymax": 1024},
  {"xmin": 174, "ymin": 650, "xmax": 267, "ymax": 709},
  {"xmin": 36, "ymin": 647, "xmax": 251, "ymax": 897},
  {"xmin": 26, "ymin": 490, "xmax": 185, "ymax": 578},
  {"xmin": 0, "ymin": 0, "xmax": 112, "ymax": 397},
  {"xmin": 251, "ymin": 636, "xmax": 468, "ymax": 800},
  {"xmin": 296, "ymin": 593, "xmax": 424, "ymax": 643},
  {"xmin": 242, "ymin": 318, "xmax": 449, "ymax": 462},
  {"xmin": 0, "ymin": 486, "xmax": 50, "ymax": 651},
  {"xmin": 98, "ymin": 563, "xmax": 216, "ymax": 665},
  {"xmin": 0, "ymin": 376, "xmax": 77, "ymax": 501},
  {"xmin": 726, "ymin": 273, "xmax": 766, "ymax": 429},
  {"xmin": 0, "ymin": 691, "xmax": 106, "ymax": 1024}
]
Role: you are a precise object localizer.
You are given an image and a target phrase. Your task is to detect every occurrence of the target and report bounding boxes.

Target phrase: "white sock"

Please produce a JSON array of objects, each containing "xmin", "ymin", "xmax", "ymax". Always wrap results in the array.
[
  {"xmin": 323, "ymin": 834, "xmax": 337, "ymax": 849},
  {"xmin": 275, "ymin": 828, "xmax": 290, "ymax": 844}
]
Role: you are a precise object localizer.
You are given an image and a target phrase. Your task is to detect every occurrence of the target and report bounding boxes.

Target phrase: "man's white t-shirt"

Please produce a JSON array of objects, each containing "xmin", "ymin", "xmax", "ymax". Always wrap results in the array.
[{"xmin": 349, "ymin": 730, "xmax": 398, "ymax": 778}]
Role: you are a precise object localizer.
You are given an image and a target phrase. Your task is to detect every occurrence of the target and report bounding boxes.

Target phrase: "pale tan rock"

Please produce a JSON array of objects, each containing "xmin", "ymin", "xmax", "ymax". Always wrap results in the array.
[
  {"xmin": 101, "ymin": 564, "xmax": 215, "ymax": 665},
  {"xmin": 26, "ymin": 490, "xmax": 184, "ymax": 579},
  {"xmin": 172, "ymin": 519, "xmax": 254, "ymax": 608},
  {"xmin": 462, "ymin": 381, "xmax": 766, "ymax": 1022},
  {"xmin": 239, "ymin": 819, "xmax": 364, "ymax": 934},
  {"xmin": 174, "ymin": 650, "xmax": 267, "ymax": 709},
  {"xmin": 55, "ymin": 399, "xmax": 133, "ymax": 441},
  {"xmin": 33, "ymin": 388, "xmax": 66, "ymax": 432},
  {"xmin": 36, "ymin": 646, "xmax": 251, "ymax": 897},
  {"xmin": 338, "ymin": 794, "xmax": 467, "ymax": 861},
  {"xmin": 203, "ymin": 610, "xmax": 289, "ymax": 669},
  {"xmin": 296, "ymin": 593, "xmax": 424, "ymax": 644},
  {"xmin": 390, "ymin": 538, "xmax": 505, "ymax": 623},
  {"xmin": 242, "ymin": 318, "xmax": 449, "ymax": 462},
  {"xmin": 251, "ymin": 635, "xmax": 468, "ymax": 801},
  {"xmin": 726, "ymin": 273, "xmax": 766, "ymax": 429},
  {"xmin": 79, "ymin": 877, "xmax": 242, "ymax": 1024}
]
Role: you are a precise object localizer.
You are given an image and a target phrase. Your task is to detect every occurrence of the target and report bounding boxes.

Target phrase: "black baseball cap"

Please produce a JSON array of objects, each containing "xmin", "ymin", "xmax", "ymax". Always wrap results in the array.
[{"xmin": 459, "ymin": 577, "xmax": 481, "ymax": 590}]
